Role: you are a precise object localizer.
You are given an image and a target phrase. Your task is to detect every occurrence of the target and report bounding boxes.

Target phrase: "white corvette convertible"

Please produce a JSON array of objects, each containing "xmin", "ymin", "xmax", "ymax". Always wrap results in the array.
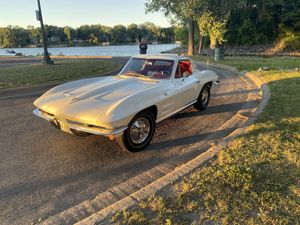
[{"xmin": 33, "ymin": 55, "xmax": 219, "ymax": 152}]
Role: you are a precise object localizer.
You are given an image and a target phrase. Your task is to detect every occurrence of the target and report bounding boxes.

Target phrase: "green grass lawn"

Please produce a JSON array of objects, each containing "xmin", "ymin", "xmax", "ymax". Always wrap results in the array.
[
  {"xmin": 112, "ymin": 65, "xmax": 300, "ymax": 224},
  {"xmin": 192, "ymin": 55, "xmax": 300, "ymax": 71},
  {"xmin": 0, "ymin": 59, "xmax": 121, "ymax": 89}
]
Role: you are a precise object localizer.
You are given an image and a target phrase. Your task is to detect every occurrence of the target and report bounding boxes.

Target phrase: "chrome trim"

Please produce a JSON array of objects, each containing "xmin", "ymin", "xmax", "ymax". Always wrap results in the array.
[
  {"xmin": 69, "ymin": 125, "xmax": 127, "ymax": 136},
  {"xmin": 33, "ymin": 109, "xmax": 54, "ymax": 121},
  {"xmin": 129, "ymin": 117, "xmax": 151, "ymax": 144},
  {"xmin": 32, "ymin": 109, "xmax": 127, "ymax": 136}
]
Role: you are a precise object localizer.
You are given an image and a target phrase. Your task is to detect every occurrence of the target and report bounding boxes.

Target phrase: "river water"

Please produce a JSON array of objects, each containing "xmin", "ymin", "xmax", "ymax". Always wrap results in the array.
[{"xmin": 0, "ymin": 44, "xmax": 178, "ymax": 57}]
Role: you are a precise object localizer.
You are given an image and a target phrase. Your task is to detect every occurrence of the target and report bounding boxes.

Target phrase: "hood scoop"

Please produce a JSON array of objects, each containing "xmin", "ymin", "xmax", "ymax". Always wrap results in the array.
[
  {"xmin": 64, "ymin": 92, "xmax": 75, "ymax": 97},
  {"xmin": 65, "ymin": 78, "xmax": 134, "ymax": 104},
  {"xmin": 70, "ymin": 97, "xmax": 80, "ymax": 104}
]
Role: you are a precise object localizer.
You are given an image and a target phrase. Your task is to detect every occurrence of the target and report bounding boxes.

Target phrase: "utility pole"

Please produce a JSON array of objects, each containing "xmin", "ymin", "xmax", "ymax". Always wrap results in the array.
[{"xmin": 36, "ymin": 0, "xmax": 53, "ymax": 64}]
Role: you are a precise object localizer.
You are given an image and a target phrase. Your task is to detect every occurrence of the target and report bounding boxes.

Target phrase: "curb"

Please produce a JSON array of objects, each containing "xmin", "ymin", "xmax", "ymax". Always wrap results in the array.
[{"xmin": 73, "ymin": 67, "xmax": 270, "ymax": 224}]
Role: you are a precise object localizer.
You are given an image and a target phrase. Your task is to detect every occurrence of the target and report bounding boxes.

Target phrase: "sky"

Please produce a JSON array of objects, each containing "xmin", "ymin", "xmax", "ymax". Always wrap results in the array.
[{"xmin": 0, "ymin": 0, "xmax": 171, "ymax": 28}]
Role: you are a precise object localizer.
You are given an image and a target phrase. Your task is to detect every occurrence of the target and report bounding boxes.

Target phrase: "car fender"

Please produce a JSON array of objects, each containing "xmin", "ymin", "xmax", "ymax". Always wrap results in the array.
[{"xmin": 97, "ymin": 84, "xmax": 168, "ymax": 129}]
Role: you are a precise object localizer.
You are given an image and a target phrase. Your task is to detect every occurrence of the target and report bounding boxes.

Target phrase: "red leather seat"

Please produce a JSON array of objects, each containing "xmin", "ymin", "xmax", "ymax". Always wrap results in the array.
[{"xmin": 181, "ymin": 61, "xmax": 192, "ymax": 74}]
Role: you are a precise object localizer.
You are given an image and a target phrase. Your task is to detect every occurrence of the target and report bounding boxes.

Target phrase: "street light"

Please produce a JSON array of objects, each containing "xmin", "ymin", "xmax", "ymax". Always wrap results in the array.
[{"xmin": 36, "ymin": 0, "xmax": 53, "ymax": 64}]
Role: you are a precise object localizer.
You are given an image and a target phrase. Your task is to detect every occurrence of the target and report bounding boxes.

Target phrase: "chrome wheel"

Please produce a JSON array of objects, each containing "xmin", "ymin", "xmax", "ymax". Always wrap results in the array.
[
  {"xmin": 201, "ymin": 86, "xmax": 209, "ymax": 105},
  {"xmin": 129, "ymin": 117, "xmax": 151, "ymax": 144},
  {"xmin": 120, "ymin": 110, "xmax": 156, "ymax": 152},
  {"xmin": 194, "ymin": 84, "xmax": 211, "ymax": 111}
]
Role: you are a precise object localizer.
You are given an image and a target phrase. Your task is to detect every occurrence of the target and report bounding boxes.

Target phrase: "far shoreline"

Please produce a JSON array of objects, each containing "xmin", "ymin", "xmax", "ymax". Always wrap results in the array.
[
  {"xmin": 0, "ymin": 43, "xmax": 179, "ymax": 57},
  {"xmin": 0, "ymin": 42, "xmax": 174, "ymax": 50}
]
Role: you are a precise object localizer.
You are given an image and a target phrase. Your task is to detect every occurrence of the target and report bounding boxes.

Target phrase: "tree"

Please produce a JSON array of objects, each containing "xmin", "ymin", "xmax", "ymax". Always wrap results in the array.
[
  {"xmin": 102, "ymin": 26, "xmax": 112, "ymax": 43},
  {"xmin": 27, "ymin": 26, "xmax": 41, "ymax": 45},
  {"xmin": 0, "ymin": 26, "xmax": 30, "ymax": 48},
  {"xmin": 174, "ymin": 26, "xmax": 188, "ymax": 45},
  {"xmin": 198, "ymin": 11, "xmax": 227, "ymax": 49},
  {"xmin": 63, "ymin": 26, "xmax": 73, "ymax": 46},
  {"xmin": 143, "ymin": 22, "xmax": 160, "ymax": 42},
  {"xmin": 111, "ymin": 25, "xmax": 127, "ymax": 43},
  {"xmin": 160, "ymin": 27, "xmax": 175, "ymax": 43},
  {"xmin": 0, "ymin": 27, "xmax": 16, "ymax": 48},
  {"xmin": 77, "ymin": 25, "xmax": 91, "ymax": 41},
  {"xmin": 88, "ymin": 33, "xmax": 99, "ymax": 45},
  {"xmin": 127, "ymin": 24, "xmax": 139, "ymax": 43},
  {"xmin": 0, "ymin": 22, "xmax": 175, "ymax": 48},
  {"xmin": 146, "ymin": 0, "xmax": 202, "ymax": 55}
]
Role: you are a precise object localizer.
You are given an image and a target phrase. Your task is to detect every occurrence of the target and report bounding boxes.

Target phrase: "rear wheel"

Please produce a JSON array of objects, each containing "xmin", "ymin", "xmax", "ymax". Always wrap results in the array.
[
  {"xmin": 194, "ymin": 83, "xmax": 211, "ymax": 111},
  {"xmin": 118, "ymin": 110, "xmax": 155, "ymax": 152}
]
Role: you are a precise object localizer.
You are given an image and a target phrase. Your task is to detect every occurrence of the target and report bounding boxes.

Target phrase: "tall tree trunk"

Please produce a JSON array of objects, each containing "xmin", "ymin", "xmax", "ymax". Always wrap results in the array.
[
  {"xmin": 198, "ymin": 32, "xmax": 203, "ymax": 54},
  {"xmin": 210, "ymin": 37, "xmax": 217, "ymax": 49},
  {"xmin": 187, "ymin": 19, "xmax": 195, "ymax": 56}
]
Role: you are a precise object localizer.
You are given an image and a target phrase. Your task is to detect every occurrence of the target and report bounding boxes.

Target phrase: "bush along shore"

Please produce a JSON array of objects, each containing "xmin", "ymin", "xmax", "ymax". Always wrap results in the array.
[{"xmin": 164, "ymin": 45, "xmax": 300, "ymax": 57}]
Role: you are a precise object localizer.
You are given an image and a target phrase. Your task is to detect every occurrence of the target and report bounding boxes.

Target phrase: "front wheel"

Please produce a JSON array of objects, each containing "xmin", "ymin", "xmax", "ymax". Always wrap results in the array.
[
  {"xmin": 118, "ymin": 110, "xmax": 156, "ymax": 152},
  {"xmin": 194, "ymin": 84, "xmax": 211, "ymax": 111}
]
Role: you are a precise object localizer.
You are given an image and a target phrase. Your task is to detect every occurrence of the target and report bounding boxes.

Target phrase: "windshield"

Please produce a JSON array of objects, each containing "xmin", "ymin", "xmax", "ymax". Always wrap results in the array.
[{"xmin": 120, "ymin": 58, "xmax": 174, "ymax": 80}]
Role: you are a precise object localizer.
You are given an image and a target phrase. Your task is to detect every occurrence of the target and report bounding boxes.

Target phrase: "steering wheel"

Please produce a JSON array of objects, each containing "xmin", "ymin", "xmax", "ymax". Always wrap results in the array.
[
  {"xmin": 151, "ymin": 70, "xmax": 170, "ymax": 79},
  {"xmin": 160, "ymin": 70, "xmax": 171, "ymax": 77},
  {"xmin": 160, "ymin": 70, "xmax": 171, "ymax": 78}
]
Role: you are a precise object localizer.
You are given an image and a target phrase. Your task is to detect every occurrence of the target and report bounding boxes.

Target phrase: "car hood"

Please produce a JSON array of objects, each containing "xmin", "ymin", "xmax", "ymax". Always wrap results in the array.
[{"xmin": 34, "ymin": 76, "xmax": 163, "ymax": 127}]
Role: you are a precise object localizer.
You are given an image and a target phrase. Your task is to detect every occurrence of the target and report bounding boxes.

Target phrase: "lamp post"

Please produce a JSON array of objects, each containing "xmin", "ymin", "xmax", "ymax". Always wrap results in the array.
[{"xmin": 36, "ymin": 0, "xmax": 53, "ymax": 64}]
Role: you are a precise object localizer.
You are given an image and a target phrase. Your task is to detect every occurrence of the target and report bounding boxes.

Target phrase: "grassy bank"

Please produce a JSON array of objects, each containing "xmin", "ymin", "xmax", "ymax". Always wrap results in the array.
[
  {"xmin": 0, "ymin": 59, "xmax": 121, "ymax": 89},
  {"xmin": 192, "ymin": 56, "xmax": 300, "ymax": 71},
  {"xmin": 112, "ymin": 67, "xmax": 300, "ymax": 224}
]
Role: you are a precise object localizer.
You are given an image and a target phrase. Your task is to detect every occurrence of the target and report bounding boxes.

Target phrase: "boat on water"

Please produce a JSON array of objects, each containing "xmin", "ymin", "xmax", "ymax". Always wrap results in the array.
[
  {"xmin": 102, "ymin": 42, "xmax": 110, "ymax": 46},
  {"xmin": 6, "ymin": 49, "xmax": 16, "ymax": 54}
]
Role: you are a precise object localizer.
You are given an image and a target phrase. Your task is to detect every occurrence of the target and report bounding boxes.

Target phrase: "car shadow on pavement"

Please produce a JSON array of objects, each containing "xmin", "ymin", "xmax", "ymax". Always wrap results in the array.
[
  {"xmin": 147, "ymin": 99, "xmax": 260, "ymax": 151},
  {"xmin": 211, "ymin": 88, "xmax": 260, "ymax": 97},
  {"xmin": 172, "ymin": 100, "xmax": 259, "ymax": 119},
  {"xmin": 147, "ymin": 127, "xmax": 236, "ymax": 151}
]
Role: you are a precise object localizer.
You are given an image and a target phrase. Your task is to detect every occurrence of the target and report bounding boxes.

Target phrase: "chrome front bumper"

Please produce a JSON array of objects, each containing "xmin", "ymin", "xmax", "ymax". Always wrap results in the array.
[{"xmin": 32, "ymin": 109, "xmax": 127, "ymax": 136}]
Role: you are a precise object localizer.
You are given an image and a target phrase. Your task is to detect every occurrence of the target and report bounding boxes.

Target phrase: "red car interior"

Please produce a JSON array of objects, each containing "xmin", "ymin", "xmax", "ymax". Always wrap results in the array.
[
  {"xmin": 141, "ymin": 60, "xmax": 174, "ymax": 79},
  {"xmin": 175, "ymin": 60, "xmax": 192, "ymax": 78}
]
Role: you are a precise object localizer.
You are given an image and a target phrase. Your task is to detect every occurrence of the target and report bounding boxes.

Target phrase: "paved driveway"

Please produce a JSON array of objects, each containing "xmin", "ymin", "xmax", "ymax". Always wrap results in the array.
[{"xmin": 0, "ymin": 64, "xmax": 259, "ymax": 225}]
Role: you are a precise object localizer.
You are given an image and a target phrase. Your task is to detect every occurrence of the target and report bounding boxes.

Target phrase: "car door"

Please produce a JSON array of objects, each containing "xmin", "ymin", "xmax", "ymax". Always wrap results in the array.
[
  {"xmin": 156, "ymin": 80, "xmax": 181, "ymax": 121},
  {"xmin": 173, "ymin": 60, "xmax": 199, "ymax": 109},
  {"xmin": 152, "ymin": 61, "xmax": 182, "ymax": 121}
]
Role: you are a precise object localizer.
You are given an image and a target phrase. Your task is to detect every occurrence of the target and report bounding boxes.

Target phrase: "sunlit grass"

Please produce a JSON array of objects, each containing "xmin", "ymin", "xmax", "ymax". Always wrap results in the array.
[
  {"xmin": 191, "ymin": 55, "xmax": 300, "ymax": 71},
  {"xmin": 112, "ymin": 69, "xmax": 300, "ymax": 224},
  {"xmin": 0, "ymin": 60, "xmax": 121, "ymax": 89}
]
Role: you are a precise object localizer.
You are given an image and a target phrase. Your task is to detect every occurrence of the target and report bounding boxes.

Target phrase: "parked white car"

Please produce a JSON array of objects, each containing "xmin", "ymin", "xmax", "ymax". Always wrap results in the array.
[{"xmin": 33, "ymin": 55, "xmax": 219, "ymax": 152}]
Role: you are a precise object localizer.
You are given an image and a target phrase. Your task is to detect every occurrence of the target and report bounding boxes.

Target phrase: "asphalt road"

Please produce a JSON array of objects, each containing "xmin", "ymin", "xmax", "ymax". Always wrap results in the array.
[{"xmin": 0, "ymin": 61, "xmax": 259, "ymax": 225}]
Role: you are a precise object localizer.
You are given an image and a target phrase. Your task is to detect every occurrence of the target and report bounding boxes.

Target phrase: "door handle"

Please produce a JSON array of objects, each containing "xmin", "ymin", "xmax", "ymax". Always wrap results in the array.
[{"xmin": 164, "ymin": 90, "xmax": 172, "ymax": 96}]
